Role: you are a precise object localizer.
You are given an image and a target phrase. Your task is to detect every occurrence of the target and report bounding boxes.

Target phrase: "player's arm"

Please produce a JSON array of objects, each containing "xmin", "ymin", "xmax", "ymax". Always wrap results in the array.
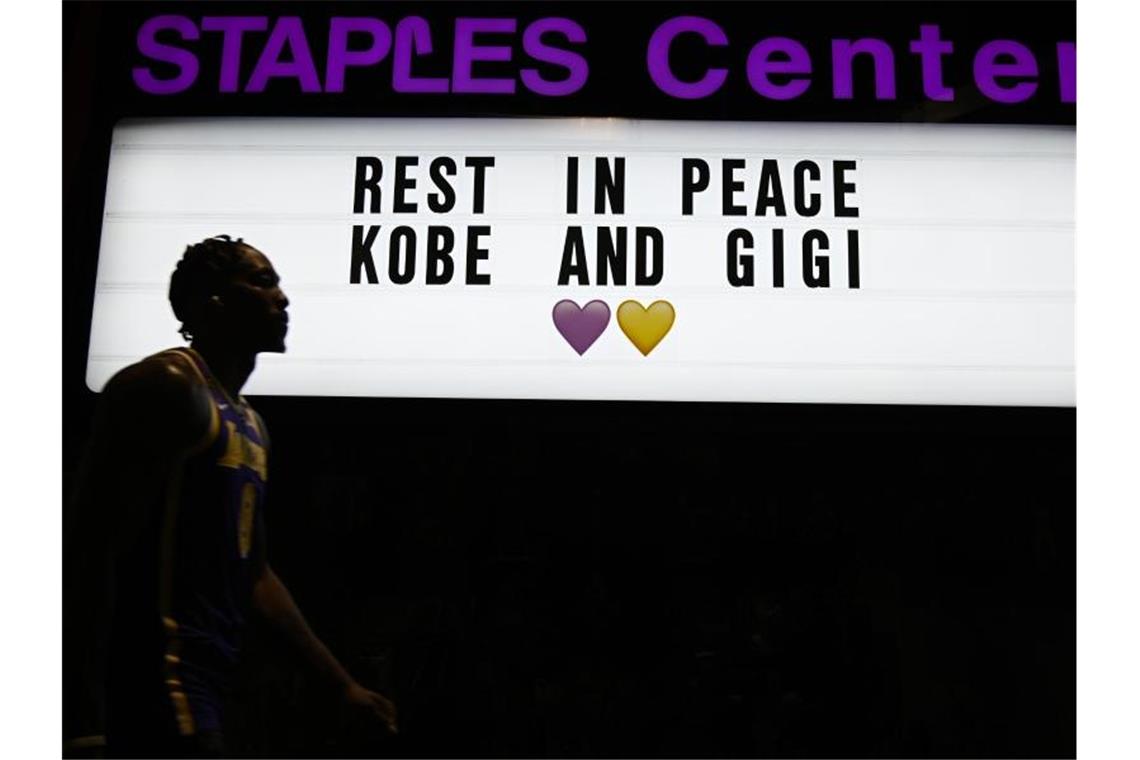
[
  {"xmin": 251, "ymin": 563, "xmax": 398, "ymax": 733},
  {"xmin": 62, "ymin": 357, "xmax": 215, "ymax": 756},
  {"xmin": 246, "ymin": 410, "xmax": 396, "ymax": 732}
]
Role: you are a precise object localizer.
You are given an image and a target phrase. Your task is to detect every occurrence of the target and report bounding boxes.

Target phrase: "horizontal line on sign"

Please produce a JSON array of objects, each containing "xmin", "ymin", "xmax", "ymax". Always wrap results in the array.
[
  {"xmin": 111, "ymin": 143, "xmax": 1072, "ymax": 162},
  {"xmin": 94, "ymin": 282, "xmax": 1075, "ymax": 303},
  {"xmin": 101, "ymin": 212, "xmax": 1074, "ymax": 231},
  {"xmin": 89, "ymin": 354, "xmax": 1073, "ymax": 373}
]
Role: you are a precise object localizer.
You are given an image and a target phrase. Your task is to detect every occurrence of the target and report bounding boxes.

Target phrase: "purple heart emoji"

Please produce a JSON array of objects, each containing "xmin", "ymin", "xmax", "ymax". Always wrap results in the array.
[{"xmin": 552, "ymin": 299, "xmax": 611, "ymax": 355}]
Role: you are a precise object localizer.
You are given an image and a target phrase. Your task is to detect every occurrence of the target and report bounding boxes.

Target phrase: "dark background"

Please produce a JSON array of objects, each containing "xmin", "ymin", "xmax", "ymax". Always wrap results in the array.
[{"xmin": 64, "ymin": 3, "xmax": 1075, "ymax": 757}]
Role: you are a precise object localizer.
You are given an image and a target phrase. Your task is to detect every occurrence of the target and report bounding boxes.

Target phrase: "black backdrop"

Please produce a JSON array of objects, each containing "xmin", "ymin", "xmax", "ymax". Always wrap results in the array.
[{"xmin": 64, "ymin": 3, "xmax": 1075, "ymax": 757}]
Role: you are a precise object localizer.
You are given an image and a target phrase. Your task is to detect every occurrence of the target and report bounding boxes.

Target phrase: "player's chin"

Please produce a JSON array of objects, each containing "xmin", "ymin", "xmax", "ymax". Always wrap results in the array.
[
  {"xmin": 259, "ymin": 336, "xmax": 287, "ymax": 354},
  {"xmin": 267, "ymin": 325, "xmax": 288, "ymax": 353}
]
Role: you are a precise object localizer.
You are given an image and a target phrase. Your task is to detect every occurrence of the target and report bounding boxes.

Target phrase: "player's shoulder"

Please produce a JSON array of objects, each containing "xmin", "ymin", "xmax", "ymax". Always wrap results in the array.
[
  {"xmin": 103, "ymin": 348, "xmax": 204, "ymax": 396},
  {"xmin": 100, "ymin": 348, "xmax": 215, "ymax": 440}
]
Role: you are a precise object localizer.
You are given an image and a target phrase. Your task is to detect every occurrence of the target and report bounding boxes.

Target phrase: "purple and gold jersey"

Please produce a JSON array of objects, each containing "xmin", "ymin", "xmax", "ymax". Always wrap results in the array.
[{"xmin": 107, "ymin": 347, "xmax": 269, "ymax": 744}]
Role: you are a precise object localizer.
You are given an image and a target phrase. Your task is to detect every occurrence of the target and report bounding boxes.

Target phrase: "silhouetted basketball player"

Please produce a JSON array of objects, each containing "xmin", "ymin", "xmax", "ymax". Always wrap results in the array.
[{"xmin": 64, "ymin": 236, "xmax": 397, "ymax": 757}]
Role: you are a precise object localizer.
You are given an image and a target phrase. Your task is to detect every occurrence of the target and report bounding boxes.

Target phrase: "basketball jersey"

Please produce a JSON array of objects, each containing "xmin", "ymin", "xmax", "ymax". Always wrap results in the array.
[{"xmin": 106, "ymin": 347, "xmax": 269, "ymax": 742}]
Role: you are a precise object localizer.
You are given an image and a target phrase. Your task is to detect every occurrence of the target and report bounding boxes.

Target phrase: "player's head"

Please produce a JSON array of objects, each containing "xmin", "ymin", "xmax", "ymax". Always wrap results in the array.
[{"xmin": 168, "ymin": 235, "xmax": 290, "ymax": 353}]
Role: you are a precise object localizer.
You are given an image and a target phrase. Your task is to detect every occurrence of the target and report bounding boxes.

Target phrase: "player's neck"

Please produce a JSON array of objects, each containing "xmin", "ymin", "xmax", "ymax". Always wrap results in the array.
[{"xmin": 189, "ymin": 340, "xmax": 256, "ymax": 400}]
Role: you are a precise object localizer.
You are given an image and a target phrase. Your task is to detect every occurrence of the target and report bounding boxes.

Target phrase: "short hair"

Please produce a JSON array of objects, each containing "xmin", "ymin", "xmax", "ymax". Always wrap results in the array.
[{"xmin": 168, "ymin": 235, "xmax": 252, "ymax": 341}]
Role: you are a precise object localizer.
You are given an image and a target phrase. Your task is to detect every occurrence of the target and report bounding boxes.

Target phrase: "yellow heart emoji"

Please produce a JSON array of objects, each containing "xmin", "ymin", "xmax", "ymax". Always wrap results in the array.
[{"xmin": 616, "ymin": 300, "xmax": 675, "ymax": 356}]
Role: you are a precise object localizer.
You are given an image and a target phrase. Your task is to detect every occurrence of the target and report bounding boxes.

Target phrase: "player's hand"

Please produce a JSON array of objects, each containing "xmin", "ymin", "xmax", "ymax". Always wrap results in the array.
[
  {"xmin": 343, "ymin": 681, "xmax": 398, "ymax": 734},
  {"xmin": 62, "ymin": 741, "xmax": 105, "ymax": 759}
]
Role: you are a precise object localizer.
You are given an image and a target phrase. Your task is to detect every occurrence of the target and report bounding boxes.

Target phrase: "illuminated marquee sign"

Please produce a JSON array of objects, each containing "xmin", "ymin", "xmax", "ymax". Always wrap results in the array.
[
  {"xmin": 132, "ymin": 15, "xmax": 1074, "ymax": 107},
  {"xmin": 87, "ymin": 117, "xmax": 1073, "ymax": 406}
]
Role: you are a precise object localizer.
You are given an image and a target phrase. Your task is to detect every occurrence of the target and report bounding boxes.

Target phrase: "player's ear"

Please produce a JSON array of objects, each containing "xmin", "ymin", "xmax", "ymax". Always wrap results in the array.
[{"xmin": 202, "ymin": 295, "xmax": 224, "ymax": 329}]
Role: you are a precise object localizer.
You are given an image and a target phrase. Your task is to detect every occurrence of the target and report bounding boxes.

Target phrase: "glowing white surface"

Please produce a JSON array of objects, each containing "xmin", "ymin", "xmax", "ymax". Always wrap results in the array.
[{"xmin": 87, "ymin": 118, "xmax": 1074, "ymax": 405}]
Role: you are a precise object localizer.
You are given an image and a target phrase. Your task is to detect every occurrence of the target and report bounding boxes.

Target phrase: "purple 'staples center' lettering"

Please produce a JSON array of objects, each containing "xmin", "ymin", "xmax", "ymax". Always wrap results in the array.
[{"xmin": 130, "ymin": 13, "xmax": 1075, "ymax": 107}]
